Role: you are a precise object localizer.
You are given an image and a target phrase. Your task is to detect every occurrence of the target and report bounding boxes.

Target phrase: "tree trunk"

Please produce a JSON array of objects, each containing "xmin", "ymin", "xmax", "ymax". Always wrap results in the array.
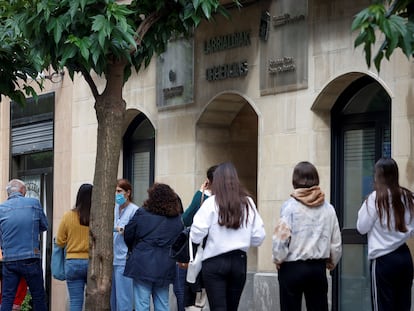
[{"xmin": 85, "ymin": 62, "xmax": 126, "ymax": 310}]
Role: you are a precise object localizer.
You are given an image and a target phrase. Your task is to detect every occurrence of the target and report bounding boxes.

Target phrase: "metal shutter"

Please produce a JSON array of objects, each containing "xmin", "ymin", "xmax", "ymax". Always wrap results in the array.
[{"xmin": 11, "ymin": 120, "xmax": 53, "ymax": 155}]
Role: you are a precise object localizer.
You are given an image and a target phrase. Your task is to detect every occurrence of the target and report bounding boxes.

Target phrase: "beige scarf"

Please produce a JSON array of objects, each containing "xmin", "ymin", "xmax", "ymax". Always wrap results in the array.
[{"xmin": 291, "ymin": 186, "xmax": 325, "ymax": 207}]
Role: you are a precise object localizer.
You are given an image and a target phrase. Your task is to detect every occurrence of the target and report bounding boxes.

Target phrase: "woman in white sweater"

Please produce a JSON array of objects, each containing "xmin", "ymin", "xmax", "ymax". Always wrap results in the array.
[
  {"xmin": 357, "ymin": 157, "xmax": 414, "ymax": 311},
  {"xmin": 190, "ymin": 162, "xmax": 266, "ymax": 311}
]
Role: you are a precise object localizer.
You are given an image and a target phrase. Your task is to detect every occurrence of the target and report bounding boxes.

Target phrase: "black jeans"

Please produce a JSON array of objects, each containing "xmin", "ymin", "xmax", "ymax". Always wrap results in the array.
[
  {"xmin": 202, "ymin": 250, "xmax": 247, "ymax": 311},
  {"xmin": 278, "ymin": 259, "xmax": 328, "ymax": 311},
  {"xmin": 371, "ymin": 243, "xmax": 413, "ymax": 311}
]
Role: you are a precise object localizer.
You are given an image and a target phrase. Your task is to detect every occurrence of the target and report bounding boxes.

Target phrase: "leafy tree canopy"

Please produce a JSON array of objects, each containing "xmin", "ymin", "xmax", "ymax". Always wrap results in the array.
[
  {"xmin": 352, "ymin": 0, "xmax": 414, "ymax": 71},
  {"xmin": 0, "ymin": 2, "xmax": 44, "ymax": 104},
  {"xmin": 4, "ymin": 0, "xmax": 232, "ymax": 93}
]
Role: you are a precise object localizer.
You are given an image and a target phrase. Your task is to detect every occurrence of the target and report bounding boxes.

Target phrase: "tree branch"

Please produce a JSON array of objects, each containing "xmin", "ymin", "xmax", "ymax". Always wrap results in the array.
[
  {"xmin": 80, "ymin": 67, "xmax": 100, "ymax": 99},
  {"xmin": 131, "ymin": 10, "xmax": 163, "ymax": 52},
  {"xmin": 386, "ymin": 0, "xmax": 400, "ymax": 17}
]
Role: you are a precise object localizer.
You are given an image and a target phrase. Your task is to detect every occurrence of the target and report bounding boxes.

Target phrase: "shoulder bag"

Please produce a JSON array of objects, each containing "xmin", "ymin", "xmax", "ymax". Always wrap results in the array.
[
  {"xmin": 186, "ymin": 238, "xmax": 204, "ymax": 284},
  {"xmin": 51, "ymin": 237, "xmax": 66, "ymax": 281},
  {"xmin": 170, "ymin": 190, "xmax": 207, "ymax": 263}
]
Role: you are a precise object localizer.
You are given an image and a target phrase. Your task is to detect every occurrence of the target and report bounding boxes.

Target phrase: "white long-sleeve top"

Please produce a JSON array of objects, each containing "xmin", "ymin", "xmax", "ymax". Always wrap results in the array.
[
  {"xmin": 357, "ymin": 191, "xmax": 414, "ymax": 259},
  {"xmin": 190, "ymin": 195, "xmax": 266, "ymax": 261},
  {"xmin": 272, "ymin": 197, "xmax": 342, "ymax": 266}
]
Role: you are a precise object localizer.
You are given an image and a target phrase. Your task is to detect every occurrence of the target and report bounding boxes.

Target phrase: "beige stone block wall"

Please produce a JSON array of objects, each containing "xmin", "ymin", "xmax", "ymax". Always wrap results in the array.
[
  {"xmin": 124, "ymin": 61, "xmax": 158, "ymax": 124},
  {"xmin": 0, "ymin": 98, "xmax": 11, "ymax": 202}
]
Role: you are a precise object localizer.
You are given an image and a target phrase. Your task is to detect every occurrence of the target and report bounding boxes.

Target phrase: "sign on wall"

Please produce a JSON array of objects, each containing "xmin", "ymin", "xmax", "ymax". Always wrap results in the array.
[
  {"xmin": 203, "ymin": 31, "xmax": 251, "ymax": 82},
  {"xmin": 260, "ymin": 0, "xmax": 308, "ymax": 95},
  {"xmin": 156, "ymin": 38, "xmax": 194, "ymax": 108}
]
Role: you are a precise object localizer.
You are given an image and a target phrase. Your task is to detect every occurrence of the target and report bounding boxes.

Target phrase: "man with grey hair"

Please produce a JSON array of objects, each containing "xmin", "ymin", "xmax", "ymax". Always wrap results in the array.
[{"xmin": 0, "ymin": 179, "xmax": 48, "ymax": 311}]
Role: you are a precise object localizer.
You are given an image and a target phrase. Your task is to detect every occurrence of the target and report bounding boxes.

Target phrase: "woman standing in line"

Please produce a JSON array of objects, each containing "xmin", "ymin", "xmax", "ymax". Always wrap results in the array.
[
  {"xmin": 111, "ymin": 178, "xmax": 139, "ymax": 311},
  {"xmin": 190, "ymin": 162, "xmax": 266, "ymax": 311},
  {"xmin": 173, "ymin": 165, "xmax": 217, "ymax": 311},
  {"xmin": 56, "ymin": 183, "xmax": 93, "ymax": 311},
  {"xmin": 357, "ymin": 158, "xmax": 414, "ymax": 311},
  {"xmin": 272, "ymin": 161, "xmax": 342, "ymax": 311},
  {"xmin": 124, "ymin": 183, "xmax": 184, "ymax": 311}
]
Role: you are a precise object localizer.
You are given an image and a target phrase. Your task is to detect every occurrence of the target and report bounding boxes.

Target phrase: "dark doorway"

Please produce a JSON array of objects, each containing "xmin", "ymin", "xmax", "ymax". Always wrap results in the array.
[
  {"xmin": 123, "ymin": 113, "xmax": 155, "ymax": 207},
  {"xmin": 331, "ymin": 76, "xmax": 391, "ymax": 310}
]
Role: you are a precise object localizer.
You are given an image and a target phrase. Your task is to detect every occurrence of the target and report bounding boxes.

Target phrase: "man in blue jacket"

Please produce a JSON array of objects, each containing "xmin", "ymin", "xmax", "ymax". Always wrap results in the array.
[{"xmin": 0, "ymin": 179, "xmax": 48, "ymax": 311}]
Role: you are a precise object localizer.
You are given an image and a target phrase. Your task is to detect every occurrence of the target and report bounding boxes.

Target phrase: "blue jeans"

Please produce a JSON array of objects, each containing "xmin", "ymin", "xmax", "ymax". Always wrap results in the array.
[
  {"xmin": 65, "ymin": 259, "xmax": 88, "ymax": 311},
  {"xmin": 134, "ymin": 280, "xmax": 169, "ymax": 311},
  {"xmin": 2, "ymin": 258, "xmax": 47, "ymax": 311},
  {"xmin": 110, "ymin": 265, "xmax": 134, "ymax": 311},
  {"xmin": 173, "ymin": 264, "xmax": 187, "ymax": 311}
]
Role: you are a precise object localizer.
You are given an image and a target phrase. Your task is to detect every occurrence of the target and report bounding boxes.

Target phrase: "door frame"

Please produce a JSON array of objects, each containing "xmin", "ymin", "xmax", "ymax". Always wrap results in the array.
[
  {"xmin": 330, "ymin": 76, "xmax": 391, "ymax": 310},
  {"xmin": 123, "ymin": 113, "xmax": 155, "ymax": 199}
]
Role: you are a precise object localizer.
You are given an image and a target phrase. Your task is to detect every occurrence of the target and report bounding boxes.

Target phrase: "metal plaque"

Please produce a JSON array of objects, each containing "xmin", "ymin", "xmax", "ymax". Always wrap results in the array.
[
  {"xmin": 156, "ymin": 38, "xmax": 194, "ymax": 108},
  {"xmin": 260, "ymin": 0, "xmax": 308, "ymax": 95}
]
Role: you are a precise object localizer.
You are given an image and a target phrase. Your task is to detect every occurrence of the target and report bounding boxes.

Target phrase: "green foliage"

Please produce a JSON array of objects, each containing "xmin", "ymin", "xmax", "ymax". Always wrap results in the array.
[
  {"xmin": 352, "ymin": 0, "xmax": 414, "ymax": 72},
  {"xmin": 21, "ymin": 293, "xmax": 32, "ymax": 311},
  {"xmin": 2, "ymin": 0, "xmax": 237, "ymax": 86},
  {"xmin": 0, "ymin": 2, "xmax": 44, "ymax": 105}
]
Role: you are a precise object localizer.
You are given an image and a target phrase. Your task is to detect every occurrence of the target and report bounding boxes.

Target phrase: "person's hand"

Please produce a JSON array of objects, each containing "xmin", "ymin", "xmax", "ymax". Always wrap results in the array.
[
  {"xmin": 200, "ymin": 180, "xmax": 209, "ymax": 190},
  {"xmin": 326, "ymin": 258, "xmax": 335, "ymax": 270},
  {"xmin": 116, "ymin": 227, "xmax": 124, "ymax": 234}
]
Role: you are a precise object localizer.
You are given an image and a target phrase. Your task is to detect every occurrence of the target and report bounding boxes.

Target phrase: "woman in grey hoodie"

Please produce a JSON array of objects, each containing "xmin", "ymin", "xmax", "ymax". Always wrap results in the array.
[{"xmin": 272, "ymin": 161, "xmax": 342, "ymax": 311}]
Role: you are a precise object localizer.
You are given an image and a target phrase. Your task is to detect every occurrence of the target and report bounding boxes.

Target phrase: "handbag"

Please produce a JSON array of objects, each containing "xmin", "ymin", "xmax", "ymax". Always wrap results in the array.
[
  {"xmin": 170, "ymin": 191, "xmax": 207, "ymax": 263},
  {"xmin": 169, "ymin": 227, "xmax": 190, "ymax": 263},
  {"xmin": 51, "ymin": 237, "xmax": 66, "ymax": 281},
  {"xmin": 186, "ymin": 238, "xmax": 204, "ymax": 284}
]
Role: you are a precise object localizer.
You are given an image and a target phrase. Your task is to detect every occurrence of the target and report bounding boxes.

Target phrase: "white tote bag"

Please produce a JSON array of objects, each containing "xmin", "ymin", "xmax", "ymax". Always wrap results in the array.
[{"xmin": 186, "ymin": 238, "xmax": 204, "ymax": 284}]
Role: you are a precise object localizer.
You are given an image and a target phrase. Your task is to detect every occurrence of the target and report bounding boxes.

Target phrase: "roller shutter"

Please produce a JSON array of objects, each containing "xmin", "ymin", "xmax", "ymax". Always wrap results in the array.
[{"xmin": 11, "ymin": 120, "xmax": 53, "ymax": 155}]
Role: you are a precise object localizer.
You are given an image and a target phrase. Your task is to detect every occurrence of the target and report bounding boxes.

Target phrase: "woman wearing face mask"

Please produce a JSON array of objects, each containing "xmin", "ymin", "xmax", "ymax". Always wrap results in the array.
[{"xmin": 110, "ymin": 179, "xmax": 139, "ymax": 311}]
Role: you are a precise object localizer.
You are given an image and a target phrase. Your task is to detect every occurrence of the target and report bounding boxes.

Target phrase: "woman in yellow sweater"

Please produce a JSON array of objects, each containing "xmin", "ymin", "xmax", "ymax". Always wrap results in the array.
[{"xmin": 57, "ymin": 183, "xmax": 92, "ymax": 311}]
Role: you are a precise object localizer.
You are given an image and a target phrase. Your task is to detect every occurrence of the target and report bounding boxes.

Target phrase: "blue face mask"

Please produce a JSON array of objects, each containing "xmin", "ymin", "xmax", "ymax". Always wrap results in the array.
[{"xmin": 115, "ymin": 193, "xmax": 126, "ymax": 205}]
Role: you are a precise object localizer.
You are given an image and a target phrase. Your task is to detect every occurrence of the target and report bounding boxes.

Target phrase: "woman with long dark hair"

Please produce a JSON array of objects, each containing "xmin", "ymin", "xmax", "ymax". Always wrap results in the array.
[
  {"xmin": 190, "ymin": 162, "xmax": 266, "ymax": 311},
  {"xmin": 357, "ymin": 158, "xmax": 414, "ymax": 311},
  {"xmin": 56, "ymin": 183, "xmax": 93, "ymax": 311}
]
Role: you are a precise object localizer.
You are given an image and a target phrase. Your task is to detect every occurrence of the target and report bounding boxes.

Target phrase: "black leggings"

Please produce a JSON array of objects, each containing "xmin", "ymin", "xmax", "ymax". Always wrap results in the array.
[
  {"xmin": 201, "ymin": 250, "xmax": 247, "ymax": 311},
  {"xmin": 278, "ymin": 259, "xmax": 328, "ymax": 311},
  {"xmin": 371, "ymin": 243, "xmax": 413, "ymax": 311}
]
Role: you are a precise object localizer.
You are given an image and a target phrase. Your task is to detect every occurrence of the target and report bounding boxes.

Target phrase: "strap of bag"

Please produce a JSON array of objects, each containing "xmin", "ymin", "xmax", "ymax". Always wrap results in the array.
[
  {"xmin": 189, "ymin": 237, "xmax": 194, "ymax": 262},
  {"xmin": 189, "ymin": 233, "xmax": 208, "ymax": 261},
  {"xmin": 200, "ymin": 190, "xmax": 205, "ymax": 206},
  {"xmin": 188, "ymin": 192, "xmax": 208, "ymax": 262}
]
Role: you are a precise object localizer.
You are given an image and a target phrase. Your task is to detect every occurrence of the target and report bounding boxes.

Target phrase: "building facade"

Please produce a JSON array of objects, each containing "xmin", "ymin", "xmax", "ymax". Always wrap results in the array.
[{"xmin": 0, "ymin": 0, "xmax": 413, "ymax": 310}]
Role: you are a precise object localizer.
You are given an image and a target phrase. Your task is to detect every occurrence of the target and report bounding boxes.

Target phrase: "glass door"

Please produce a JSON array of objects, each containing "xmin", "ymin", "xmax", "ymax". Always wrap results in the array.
[
  {"xmin": 339, "ymin": 126, "xmax": 390, "ymax": 310},
  {"xmin": 331, "ymin": 76, "xmax": 391, "ymax": 310}
]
